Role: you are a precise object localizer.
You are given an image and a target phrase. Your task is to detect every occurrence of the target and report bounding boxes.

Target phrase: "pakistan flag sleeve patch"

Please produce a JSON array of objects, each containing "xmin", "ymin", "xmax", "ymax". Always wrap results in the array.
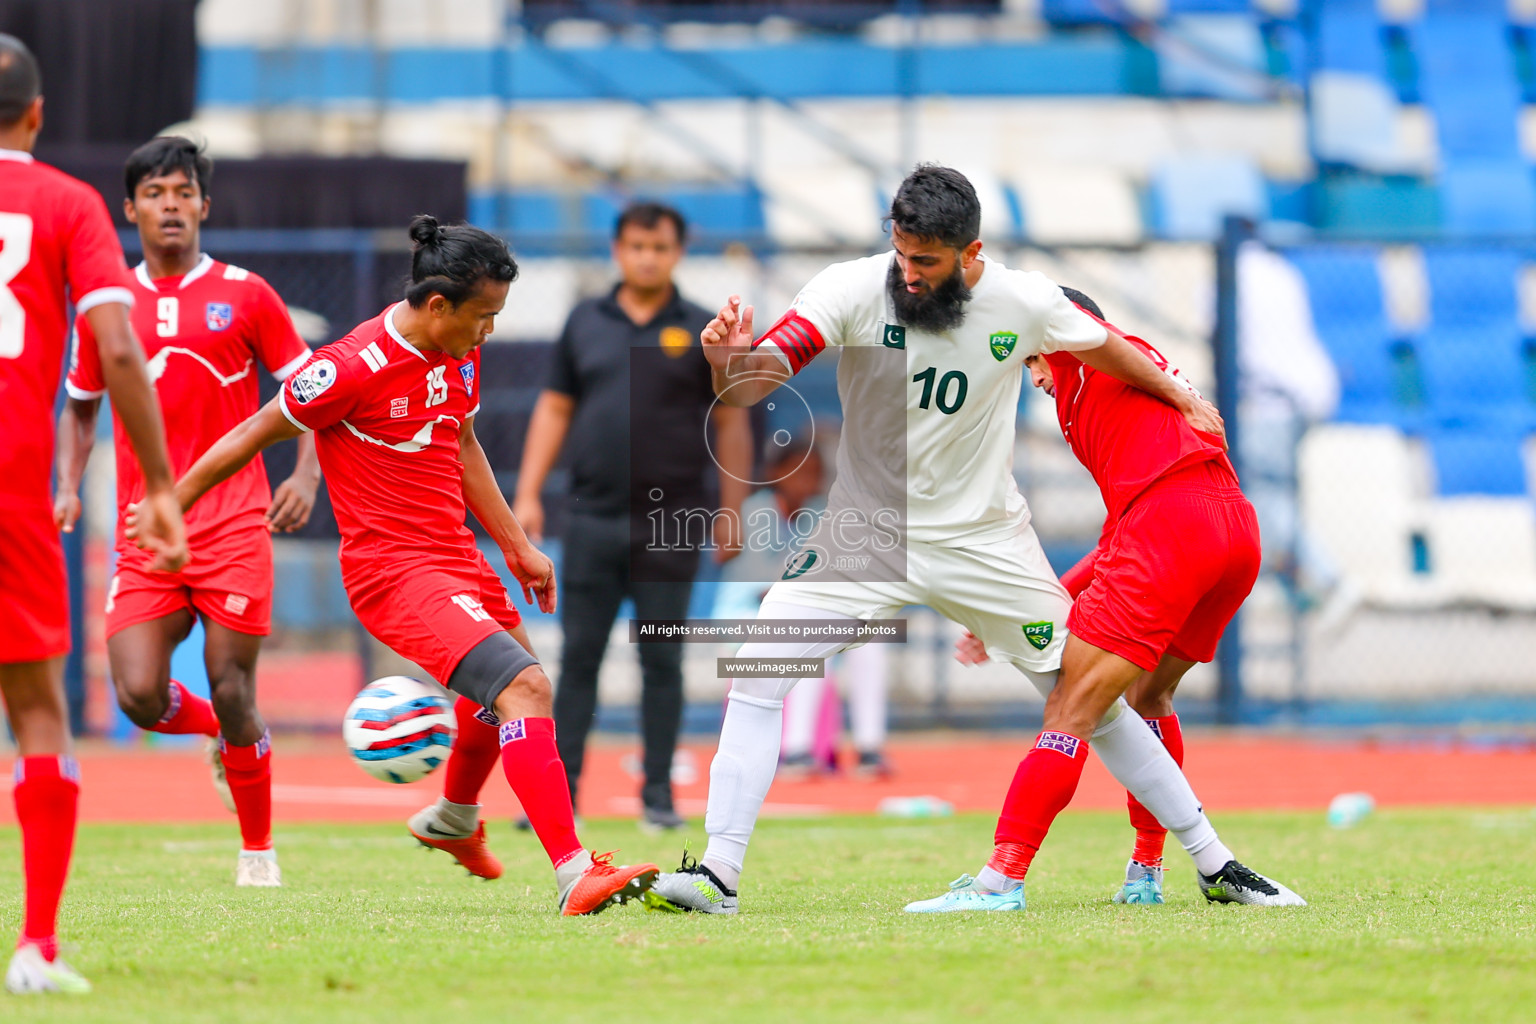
[{"xmin": 1022, "ymin": 621, "xmax": 1054, "ymax": 651}]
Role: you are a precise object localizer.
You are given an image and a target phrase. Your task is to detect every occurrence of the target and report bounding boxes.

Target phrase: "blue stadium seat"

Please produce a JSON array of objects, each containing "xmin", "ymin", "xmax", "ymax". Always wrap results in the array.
[
  {"xmin": 1151, "ymin": 155, "xmax": 1267, "ymax": 240},
  {"xmin": 1315, "ymin": 4, "xmax": 1387, "ymax": 78},
  {"xmin": 1439, "ymin": 161, "xmax": 1536, "ymax": 238},
  {"xmin": 1286, "ymin": 246, "xmax": 1415, "ymax": 423},
  {"xmin": 1428, "ymin": 424, "xmax": 1530, "ymax": 496},
  {"xmin": 1039, "ymin": 0, "xmax": 1132, "ymax": 25},
  {"xmin": 1416, "ymin": 327, "xmax": 1528, "ymax": 423},
  {"xmin": 1421, "ymin": 247, "xmax": 1523, "ymax": 328},
  {"xmin": 1413, "ymin": 13, "xmax": 1523, "ymax": 162},
  {"xmin": 1165, "ymin": 0, "xmax": 1256, "ymax": 13},
  {"xmin": 1157, "ymin": 14, "xmax": 1269, "ymax": 101}
]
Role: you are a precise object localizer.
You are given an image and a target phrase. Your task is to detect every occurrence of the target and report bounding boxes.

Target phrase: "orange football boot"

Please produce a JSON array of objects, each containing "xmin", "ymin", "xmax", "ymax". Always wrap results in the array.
[
  {"xmin": 410, "ymin": 821, "xmax": 504, "ymax": 880},
  {"xmin": 559, "ymin": 851, "xmax": 659, "ymax": 916}
]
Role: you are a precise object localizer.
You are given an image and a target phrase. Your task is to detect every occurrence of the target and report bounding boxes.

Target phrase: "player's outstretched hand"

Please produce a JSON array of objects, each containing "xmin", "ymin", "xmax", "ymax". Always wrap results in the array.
[
  {"xmin": 1183, "ymin": 397, "xmax": 1227, "ymax": 450},
  {"xmin": 505, "ymin": 543, "xmax": 557, "ymax": 615},
  {"xmin": 128, "ymin": 488, "xmax": 191, "ymax": 573},
  {"xmin": 53, "ymin": 488, "xmax": 82, "ymax": 534},
  {"xmin": 700, "ymin": 295, "xmax": 754, "ymax": 372},
  {"xmin": 267, "ymin": 472, "xmax": 319, "ymax": 533},
  {"xmin": 954, "ymin": 630, "xmax": 989, "ymax": 666}
]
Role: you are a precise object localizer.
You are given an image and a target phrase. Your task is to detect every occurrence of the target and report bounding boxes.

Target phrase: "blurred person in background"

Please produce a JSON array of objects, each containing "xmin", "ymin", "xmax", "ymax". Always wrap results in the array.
[
  {"xmin": 513, "ymin": 202, "xmax": 752, "ymax": 831},
  {"xmin": 0, "ymin": 34, "xmax": 187, "ymax": 994},
  {"xmin": 1236, "ymin": 241, "xmax": 1343, "ymax": 607},
  {"xmin": 716, "ymin": 439, "xmax": 891, "ymax": 778},
  {"xmin": 56, "ymin": 136, "xmax": 320, "ymax": 891}
]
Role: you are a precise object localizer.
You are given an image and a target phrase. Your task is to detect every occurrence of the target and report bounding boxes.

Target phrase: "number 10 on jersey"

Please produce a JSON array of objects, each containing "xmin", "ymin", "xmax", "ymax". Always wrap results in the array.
[{"xmin": 913, "ymin": 367, "xmax": 967, "ymax": 414}]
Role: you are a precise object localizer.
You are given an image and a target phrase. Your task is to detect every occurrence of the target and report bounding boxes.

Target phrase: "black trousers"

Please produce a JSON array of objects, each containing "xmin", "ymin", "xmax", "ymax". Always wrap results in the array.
[{"xmin": 554, "ymin": 512, "xmax": 696, "ymax": 812}]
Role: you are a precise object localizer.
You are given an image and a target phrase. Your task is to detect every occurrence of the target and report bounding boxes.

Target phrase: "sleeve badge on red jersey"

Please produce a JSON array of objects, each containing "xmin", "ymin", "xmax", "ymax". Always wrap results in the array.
[
  {"xmin": 290, "ymin": 358, "xmax": 337, "ymax": 404},
  {"xmin": 459, "ymin": 362, "xmax": 475, "ymax": 397},
  {"xmin": 206, "ymin": 302, "xmax": 234, "ymax": 331}
]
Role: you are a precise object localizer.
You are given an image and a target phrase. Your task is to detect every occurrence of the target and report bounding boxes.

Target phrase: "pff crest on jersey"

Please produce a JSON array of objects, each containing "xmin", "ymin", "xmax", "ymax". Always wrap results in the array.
[
  {"xmin": 206, "ymin": 302, "xmax": 234, "ymax": 332},
  {"xmin": 989, "ymin": 331, "xmax": 1018, "ymax": 361}
]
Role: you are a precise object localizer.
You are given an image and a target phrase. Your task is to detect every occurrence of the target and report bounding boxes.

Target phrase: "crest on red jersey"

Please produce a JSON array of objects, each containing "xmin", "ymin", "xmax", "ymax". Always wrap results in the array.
[
  {"xmin": 206, "ymin": 302, "xmax": 233, "ymax": 331},
  {"xmin": 459, "ymin": 362, "xmax": 475, "ymax": 397}
]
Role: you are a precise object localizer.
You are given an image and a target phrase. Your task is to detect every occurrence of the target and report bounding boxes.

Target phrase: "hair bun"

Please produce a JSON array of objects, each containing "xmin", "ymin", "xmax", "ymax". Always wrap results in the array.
[{"xmin": 408, "ymin": 214, "xmax": 442, "ymax": 247}]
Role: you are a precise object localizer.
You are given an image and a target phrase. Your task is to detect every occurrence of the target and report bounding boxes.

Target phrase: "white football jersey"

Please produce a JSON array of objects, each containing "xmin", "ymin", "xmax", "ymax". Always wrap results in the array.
[{"xmin": 763, "ymin": 252, "xmax": 1107, "ymax": 546}]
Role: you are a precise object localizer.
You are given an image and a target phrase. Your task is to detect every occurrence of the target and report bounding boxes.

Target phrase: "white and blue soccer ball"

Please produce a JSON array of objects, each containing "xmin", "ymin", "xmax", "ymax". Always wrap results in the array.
[{"xmin": 343, "ymin": 676, "xmax": 456, "ymax": 784}]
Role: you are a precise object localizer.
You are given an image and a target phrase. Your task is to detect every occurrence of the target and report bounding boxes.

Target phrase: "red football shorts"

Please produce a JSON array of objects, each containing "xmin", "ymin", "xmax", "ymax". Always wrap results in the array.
[
  {"xmin": 344, "ymin": 546, "xmax": 523, "ymax": 687},
  {"xmin": 0, "ymin": 510, "xmax": 70, "ymax": 663},
  {"xmin": 1067, "ymin": 459, "xmax": 1261, "ymax": 671},
  {"xmin": 106, "ymin": 523, "xmax": 274, "ymax": 638}
]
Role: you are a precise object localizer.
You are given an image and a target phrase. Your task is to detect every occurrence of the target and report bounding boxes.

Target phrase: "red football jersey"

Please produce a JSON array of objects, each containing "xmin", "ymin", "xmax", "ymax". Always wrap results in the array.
[
  {"xmin": 278, "ymin": 303, "xmax": 482, "ymax": 563},
  {"xmin": 0, "ymin": 150, "xmax": 134, "ymax": 512},
  {"xmin": 69, "ymin": 255, "xmax": 310, "ymax": 554},
  {"xmin": 1043, "ymin": 312, "xmax": 1228, "ymax": 525}
]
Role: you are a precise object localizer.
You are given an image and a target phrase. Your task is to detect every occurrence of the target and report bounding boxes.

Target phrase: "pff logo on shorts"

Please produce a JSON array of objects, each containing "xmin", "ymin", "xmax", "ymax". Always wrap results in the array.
[{"xmin": 1021, "ymin": 621, "xmax": 1053, "ymax": 651}]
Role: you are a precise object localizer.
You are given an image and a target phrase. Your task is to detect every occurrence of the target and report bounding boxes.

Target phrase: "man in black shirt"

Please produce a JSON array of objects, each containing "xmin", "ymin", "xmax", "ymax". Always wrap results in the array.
[{"xmin": 515, "ymin": 202, "xmax": 751, "ymax": 829}]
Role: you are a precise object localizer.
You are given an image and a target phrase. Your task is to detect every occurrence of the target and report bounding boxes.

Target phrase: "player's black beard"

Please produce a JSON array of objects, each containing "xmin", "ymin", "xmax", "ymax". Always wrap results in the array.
[{"xmin": 887, "ymin": 258, "xmax": 971, "ymax": 333}]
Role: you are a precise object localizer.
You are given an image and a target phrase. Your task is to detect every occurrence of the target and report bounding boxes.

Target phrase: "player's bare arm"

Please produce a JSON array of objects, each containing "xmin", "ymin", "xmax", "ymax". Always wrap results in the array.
[
  {"xmin": 703, "ymin": 295, "xmax": 791, "ymax": 406},
  {"xmin": 1075, "ymin": 327, "xmax": 1226, "ymax": 446},
  {"xmin": 511, "ymin": 389, "xmax": 575, "ymax": 543},
  {"xmin": 459, "ymin": 414, "xmax": 556, "ymax": 614},
  {"xmin": 128, "ymin": 397, "xmax": 301, "ymax": 539},
  {"xmin": 710, "ymin": 403, "xmax": 753, "ymax": 563},
  {"xmin": 266, "ymin": 431, "xmax": 320, "ymax": 533},
  {"xmin": 84, "ymin": 302, "xmax": 189, "ymax": 572},
  {"xmin": 53, "ymin": 395, "xmax": 101, "ymax": 533}
]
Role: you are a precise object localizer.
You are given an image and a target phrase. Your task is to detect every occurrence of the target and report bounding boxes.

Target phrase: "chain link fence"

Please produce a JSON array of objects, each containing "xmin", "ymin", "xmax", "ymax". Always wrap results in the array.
[{"xmin": 67, "ymin": 229, "xmax": 1536, "ymax": 735}]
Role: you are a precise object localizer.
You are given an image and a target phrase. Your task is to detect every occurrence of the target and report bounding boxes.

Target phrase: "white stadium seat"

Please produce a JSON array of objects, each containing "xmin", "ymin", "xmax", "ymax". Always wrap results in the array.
[
  {"xmin": 1298, "ymin": 423, "xmax": 1442, "ymax": 607},
  {"xmin": 1422, "ymin": 497, "xmax": 1536, "ymax": 610},
  {"xmin": 1010, "ymin": 165, "xmax": 1143, "ymax": 246}
]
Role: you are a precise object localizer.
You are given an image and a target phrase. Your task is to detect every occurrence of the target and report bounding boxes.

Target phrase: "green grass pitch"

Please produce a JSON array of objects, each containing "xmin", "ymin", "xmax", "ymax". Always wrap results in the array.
[{"xmin": 2, "ymin": 809, "xmax": 1534, "ymax": 1023}]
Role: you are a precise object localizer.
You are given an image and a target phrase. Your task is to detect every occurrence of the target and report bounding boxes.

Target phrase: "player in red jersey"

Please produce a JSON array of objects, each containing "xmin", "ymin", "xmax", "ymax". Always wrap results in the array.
[
  {"xmin": 0, "ymin": 35, "xmax": 189, "ymax": 994},
  {"xmin": 132, "ymin": 215, "xmax": 658, "ymax": 915},
  {"xmin": 54, "ymin": 137, "xmax": 320, "ymax": 889},
  {"xmin": 933, "ymin": 286, "xmax": 1305, "ymax": 910}
]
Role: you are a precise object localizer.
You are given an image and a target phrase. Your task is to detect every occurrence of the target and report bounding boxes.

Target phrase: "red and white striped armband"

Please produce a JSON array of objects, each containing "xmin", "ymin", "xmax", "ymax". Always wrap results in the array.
[{"xmin": 752, "ymin": 310, "xmax": 826, "ymax": 375}]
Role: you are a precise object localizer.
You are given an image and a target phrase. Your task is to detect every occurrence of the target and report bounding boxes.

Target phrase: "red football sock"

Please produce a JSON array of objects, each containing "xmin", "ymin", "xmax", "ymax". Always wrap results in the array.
[
  {"xmin": 1127, "ymin": 715, "xmax": 1184, "ymax": 867},
  {"xmin": 989, "ymin": 731, "xmax": 1090, "ymax": 881},
  {"xmin": 220, "ymin": 731, "xmax": 273, "ymax": 851},
  {"xmin": 13, "ymin": 756, "xmax": 80, "ymax": 959},
  {"xmin": 150, "ymin": 680, "xmax": 219, "ymax": 737},
  {"xmin": 443, "ymin": 697, "xmax": 501, "ymax": 806},
  {"xmin": 497, "ymin": 718, "xmax": 582, "ymax": 868}
]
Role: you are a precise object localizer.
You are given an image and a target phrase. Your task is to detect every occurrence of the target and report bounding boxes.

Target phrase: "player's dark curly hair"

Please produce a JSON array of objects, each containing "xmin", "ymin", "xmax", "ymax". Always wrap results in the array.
[
  {"xmin": 404, "ymin": 215, "xmax": 519, "ymax": 309},
  {"xmin": 1059, "ymin": 286, "xmax": 1104, "ymax": 320},
  {"xmin": 888, "ymin": 164, "xmax": 982, "ymax": 250},
  {"xmin": 0, "ymin": 33, "xmax": 41, "ymax": 127},
  {"xmin": 125, "ymin": 136, "xmax": 213, "ymax": 200}
]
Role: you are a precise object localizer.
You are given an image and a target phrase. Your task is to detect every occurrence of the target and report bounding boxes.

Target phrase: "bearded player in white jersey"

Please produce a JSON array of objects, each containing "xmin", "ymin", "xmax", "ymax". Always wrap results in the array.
[{"xmin": 650, "ymin": 164, "xmax": 1303, "ymax": 913}]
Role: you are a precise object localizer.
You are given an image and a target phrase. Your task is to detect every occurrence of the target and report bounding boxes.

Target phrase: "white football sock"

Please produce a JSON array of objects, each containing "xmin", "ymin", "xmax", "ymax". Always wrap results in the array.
[
  {"xmin": 844, "ymin": 642, "xmax": 888, "ymax": 754},
  {"xmin": 1087, "ymin": 703, "xmax": 1233, "ymax": 875},
  {"xmin": 435, "ymin": 797, "xmax": 480, "ymax": 834},
  {"xmin": 975, "ymin": 865, "xmax": 1019, "ymax": 893},
  {"xmin": 699, "ymin": 601, "xmax": 862, "ymax": 891},
  {"xmin": 780, "ymin": 673, "xmax": 825, "ymax": 758},
  {"xmin": 701, "ymin": 690, "xmax": 784, "ymax": 891}
]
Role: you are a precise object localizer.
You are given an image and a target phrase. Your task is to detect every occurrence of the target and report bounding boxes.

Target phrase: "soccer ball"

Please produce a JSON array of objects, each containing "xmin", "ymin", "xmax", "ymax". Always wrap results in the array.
[{"xmin": 343, "ymin": 676, "xmax": 456, "ymax": 784}]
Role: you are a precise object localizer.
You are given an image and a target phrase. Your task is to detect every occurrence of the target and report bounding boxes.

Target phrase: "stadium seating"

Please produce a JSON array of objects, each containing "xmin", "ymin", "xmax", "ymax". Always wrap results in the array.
[
  {"xmin": 1427, "ymin": 424, "xmax": 1531, "ymax": 497},
  {"xmin": 1297, "ymin": 424, "xmax": 1436, "ymax": 607},
  {"xmin": 1421, "ymin": 496, "xmax": 1536, "ymax": 608},
  {"xmin": 1151, "ymin": 154, "xmax": 1268, "ymax": 240}
]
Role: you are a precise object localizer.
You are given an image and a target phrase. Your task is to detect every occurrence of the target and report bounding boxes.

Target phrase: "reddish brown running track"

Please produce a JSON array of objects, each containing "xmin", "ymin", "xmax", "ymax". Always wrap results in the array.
[{"xmin": 3, "ymin": 732, "xmax": 1535, "ymax": 824}]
